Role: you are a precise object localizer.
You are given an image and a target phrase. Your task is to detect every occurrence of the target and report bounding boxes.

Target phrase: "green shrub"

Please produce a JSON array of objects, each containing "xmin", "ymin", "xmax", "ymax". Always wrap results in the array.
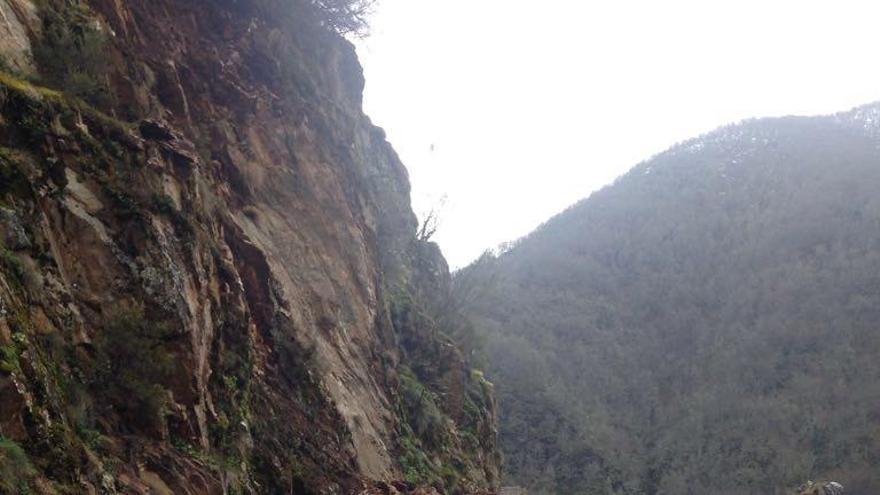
[
  {"xmin": 1, "ymin": 248, "xmax": 24, "ymax": 280},
  {"xmin": 397, "ymin": 431, "xmax": 438, "ymax": 486},
  {"xmin": 0, "ymin": 149, "xmax": 28, "ymax": 199},
  {"xmin": 32, "ymin": 0, "xmax": 112, "ymax": 106},
  {"xmin": 0, "ymin": 54, "xmax": 30, "ymax": 82},
  {"xmin": 93, "ymin": 305, "xmax": 176, "ymax": 435},
  {"xmin": 0, "ymin": 345, "xmax": 20, "ymax": 374},
  {"xmin": 395, "ymin": 367, "xmax": 458, "ymax": 487},
  {"xmin": 0, "ymin": 436, "xmax": 35, "ymax": 493},
  {"xmin": 399, "ymin": 368, "xmax": 447, "ymax": 446}
]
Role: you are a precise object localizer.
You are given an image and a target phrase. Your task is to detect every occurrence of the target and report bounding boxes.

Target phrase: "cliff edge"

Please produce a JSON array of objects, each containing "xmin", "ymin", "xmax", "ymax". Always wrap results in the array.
[{"xmin": 0, "ymin": 0, "xmax": 499, "ymax": 493}]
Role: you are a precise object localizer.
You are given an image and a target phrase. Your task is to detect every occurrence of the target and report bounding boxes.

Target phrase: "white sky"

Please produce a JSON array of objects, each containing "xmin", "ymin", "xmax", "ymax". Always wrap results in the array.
[{"xmin": 355, "ymin": 0, "xmax": 880, "ymax": 268}]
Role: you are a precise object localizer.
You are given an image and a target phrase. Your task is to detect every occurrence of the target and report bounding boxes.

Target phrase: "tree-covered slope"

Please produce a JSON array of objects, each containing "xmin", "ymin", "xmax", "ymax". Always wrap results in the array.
[{"xmin": 463, "ymin": 105, "xmax": 880, "ymax": 494}]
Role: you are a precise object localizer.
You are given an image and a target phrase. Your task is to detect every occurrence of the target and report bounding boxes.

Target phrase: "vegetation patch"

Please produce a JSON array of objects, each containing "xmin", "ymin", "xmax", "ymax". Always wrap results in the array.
[
  {"xmin": 0, "ymin": 147, "xmax": 31, "ymax": 202},
  {"xmin": 0, "ymin": 65, "xmax": 129, "ymax": 146},
  {"xmin": 0, "ymin": 247, "xmax": 26, "ymax": 285},
  {"xmin": 463, "ymin": 115, "xmax": 880, "ymax": 493},
  {"xmin": 395, "ymin": 366, "xmax": 474, "ymax": 491},
  {"xmin": 0, "ymin": 344, "xmax": 21, "ymax": 374},
  {"xmin": 152, "ymin": 194, "xmax": 194, "ymax": 239},
  {"xmin": 91, "ymin": 305, "xmax": 176, "ymax": 435},
  {"xmin": 32, "ymin": 0, "xmax": 113, "ymax": 107},
  {"xmin": 0, "ymin": 71, "xmax": 68, "ymax": 149},
  {"xmin": 308, "ymin": 0, "xmax": 374, "ymax": 36},
  {"xmin": 399, "ymin": 367, "xmax": 448, "ymax": 447},
  {"xmin": 397, "ymin": 429, "xmax": 439, "ymax": 486},
  {"xmin": 0, "ymin": 436, "xmax": 35, "ymax": 494},
  {"xmin": 206, "ymin": 335, "xmax": 256, "ymax": 486}
]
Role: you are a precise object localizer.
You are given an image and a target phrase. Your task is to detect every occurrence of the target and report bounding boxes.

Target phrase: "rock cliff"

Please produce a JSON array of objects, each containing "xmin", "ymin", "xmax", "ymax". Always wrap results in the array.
[{"xmin": 0, "ymin": 0, "xmax": 499, "ymax": 493}]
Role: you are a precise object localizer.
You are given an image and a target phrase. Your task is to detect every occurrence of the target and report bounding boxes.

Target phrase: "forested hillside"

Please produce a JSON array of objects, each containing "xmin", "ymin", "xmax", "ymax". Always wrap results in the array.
[{"xmin": 462, "ymin": 104, "xmax": 880, "ymax": 494}]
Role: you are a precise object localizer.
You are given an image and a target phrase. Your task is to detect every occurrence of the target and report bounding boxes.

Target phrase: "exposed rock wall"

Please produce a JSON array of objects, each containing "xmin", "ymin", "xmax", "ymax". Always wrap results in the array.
[
  {"xmin": 0, "ymin": 0, "xmax": 498, "ymax": 493},
  {"xmin": 0, "ymin": 0, "xmax": 39, "ymax": 74}
]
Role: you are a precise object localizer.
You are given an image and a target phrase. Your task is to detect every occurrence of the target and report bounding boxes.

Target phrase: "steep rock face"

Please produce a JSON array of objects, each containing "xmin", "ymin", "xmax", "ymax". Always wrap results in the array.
[
  {"xmin": 0, "ymin": 0, "xmax": 498, "ymax": 493},
  {"xmin": 0, "ymin": 0, "xmax": 39, "ymax": 74}
]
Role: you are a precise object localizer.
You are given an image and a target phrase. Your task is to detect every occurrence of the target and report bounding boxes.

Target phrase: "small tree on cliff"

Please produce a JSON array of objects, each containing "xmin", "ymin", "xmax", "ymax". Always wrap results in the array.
[{"xmin": 311, "ymin": 0, "xmax": 374, "ymax": 36}]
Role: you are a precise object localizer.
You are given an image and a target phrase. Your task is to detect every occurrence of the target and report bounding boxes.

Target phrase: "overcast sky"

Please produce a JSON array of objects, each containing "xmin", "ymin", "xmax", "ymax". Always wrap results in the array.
[{"xmin": 355, "ymin": 0, "xmax": 880, "ymax": 268}]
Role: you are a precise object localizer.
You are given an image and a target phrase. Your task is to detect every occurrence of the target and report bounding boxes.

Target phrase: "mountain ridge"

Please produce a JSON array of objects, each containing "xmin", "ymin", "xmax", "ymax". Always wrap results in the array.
[{"xmin": 464, "ymin": 100, "xmax": 880, "ymax": 494}]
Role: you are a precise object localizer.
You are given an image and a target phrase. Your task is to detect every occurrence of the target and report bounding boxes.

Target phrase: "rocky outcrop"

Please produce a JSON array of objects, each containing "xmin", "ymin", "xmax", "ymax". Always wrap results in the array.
[
  {"xmin": 799, "ymin": 481, "xmax": 845, "ymax": 495},
  {"xmin": 0, "ymin": 0, "xmax": 39, "ymax": 74},
  {"xmin": 0, "ymin": 0, "xmax": 498, "ymax": 493}
]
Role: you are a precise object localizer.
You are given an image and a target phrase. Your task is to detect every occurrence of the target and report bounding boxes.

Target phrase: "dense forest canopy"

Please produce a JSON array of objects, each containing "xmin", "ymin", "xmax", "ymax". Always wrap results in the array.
[{"xmin": 462, "ymin": 104, "xmax": 880, "ymax": 494}]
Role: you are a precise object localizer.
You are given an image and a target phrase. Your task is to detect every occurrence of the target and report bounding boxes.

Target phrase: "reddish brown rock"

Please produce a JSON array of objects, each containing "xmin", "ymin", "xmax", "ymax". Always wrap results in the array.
[{"xmin": 0, "ymin": 0, "xmax": 498, "ymax": 493}]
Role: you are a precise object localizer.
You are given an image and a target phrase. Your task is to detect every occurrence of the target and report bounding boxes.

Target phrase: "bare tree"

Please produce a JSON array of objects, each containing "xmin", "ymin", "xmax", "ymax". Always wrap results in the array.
[
  {"xmin": 310, "ymin": 0, "xmax": 375, "ymax": 36},
  {"xmin": 417, "ymin": 195, "xmax": 447, "ymax": 242},
  {"xmin": 417, "ymin": 208, "xmax": 440, "ymax": 242}
]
